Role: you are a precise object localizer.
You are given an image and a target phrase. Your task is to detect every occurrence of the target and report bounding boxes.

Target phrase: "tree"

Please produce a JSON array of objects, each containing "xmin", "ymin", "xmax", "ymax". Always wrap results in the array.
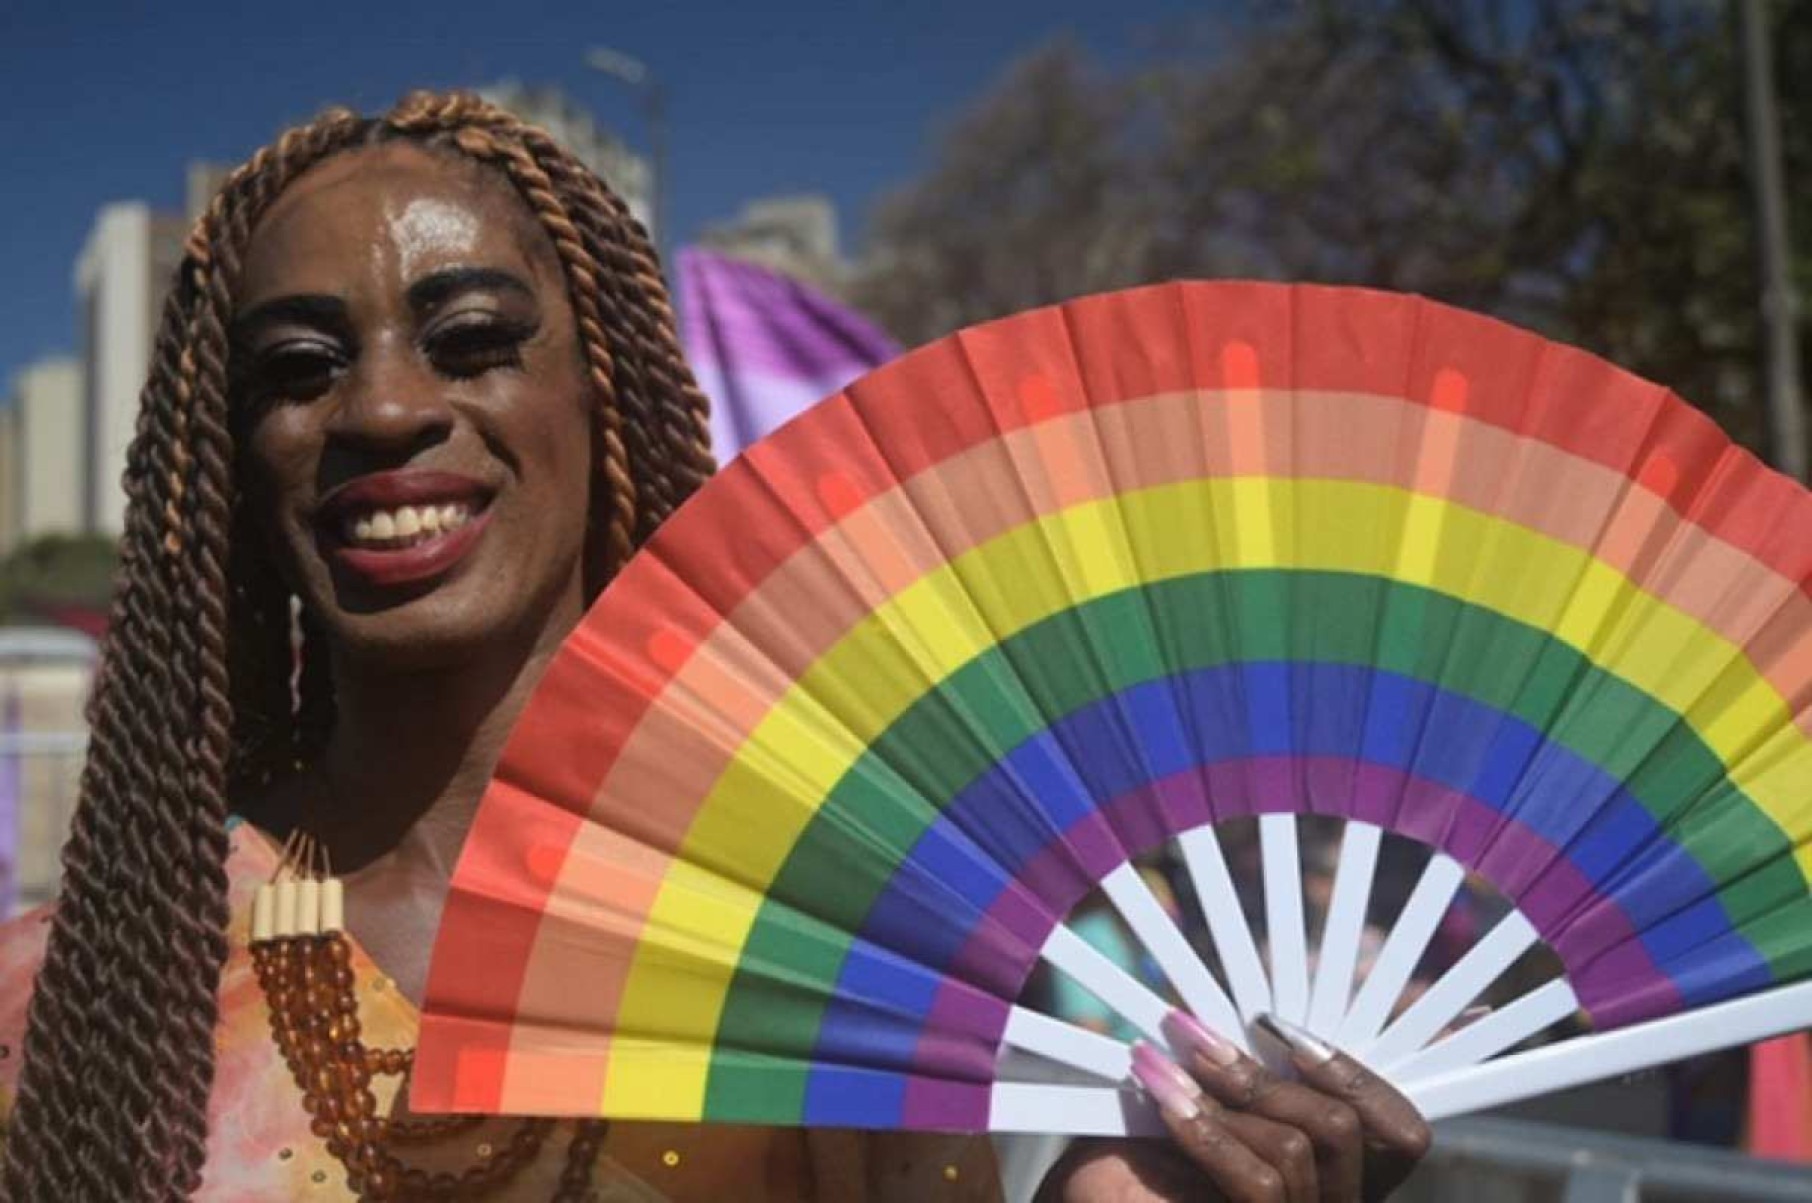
[
  {"xmin": 0, "ymin": 534, "xmax": 119, "ymax": 628},
  {"xmin": 853, "ymin": 1, "xmax": 1810, "ymax": 457},
  {"xmin": 848, "ymin": 43, "xmax": 1157, "ymax": 347}
]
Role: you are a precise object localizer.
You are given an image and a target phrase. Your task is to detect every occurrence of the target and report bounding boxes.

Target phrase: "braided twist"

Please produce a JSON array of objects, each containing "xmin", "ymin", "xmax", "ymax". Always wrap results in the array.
[{"xmin": 1, "ymin": 91, "xmax": 711, "ymax": 1202}]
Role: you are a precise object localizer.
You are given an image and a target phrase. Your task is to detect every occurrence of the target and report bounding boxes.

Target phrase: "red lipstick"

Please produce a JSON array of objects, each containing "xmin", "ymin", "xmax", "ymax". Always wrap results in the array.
[{"xmin": 317, "ymin": 471, "xmax": 495, "ymax": 589}]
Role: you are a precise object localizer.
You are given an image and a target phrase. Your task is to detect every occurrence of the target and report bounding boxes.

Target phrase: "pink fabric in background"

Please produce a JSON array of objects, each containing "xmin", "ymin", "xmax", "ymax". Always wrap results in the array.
[{"xmin": 1749, "ymin": 1034, "xmax": 1812, "ymax": 1161}]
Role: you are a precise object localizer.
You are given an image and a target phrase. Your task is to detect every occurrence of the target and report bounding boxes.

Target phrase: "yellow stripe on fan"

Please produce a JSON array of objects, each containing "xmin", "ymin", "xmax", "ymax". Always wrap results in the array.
[
  {"xmin": 600, "ymin": 855, "xmax": 766, "ymax": 1114},
  {"xmin": 603, "ymin": 476, "xmax": 1810, "ymax": 1108}
]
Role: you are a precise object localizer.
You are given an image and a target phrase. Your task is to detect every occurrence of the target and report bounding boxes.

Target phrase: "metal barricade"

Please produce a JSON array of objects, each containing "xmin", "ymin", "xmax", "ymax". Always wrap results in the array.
[{"xmin": 1402, "ymin": 1116, "xmax": 1812, "ymax": 1202}]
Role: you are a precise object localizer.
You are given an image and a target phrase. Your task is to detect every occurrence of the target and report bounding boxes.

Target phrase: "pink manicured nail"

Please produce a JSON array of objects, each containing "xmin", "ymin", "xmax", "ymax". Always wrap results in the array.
[
  {"xmin": 1255, "ymin": 1013, "xmax": 1338, "ymax": 1065},
  {"xmin": 1131, "ymin": 1041, "xmax": 1203, "ymax": 1120},
  {"xmin": 1164, "ymin": 1009, "xmax": 1241, "ymax": 1067}
]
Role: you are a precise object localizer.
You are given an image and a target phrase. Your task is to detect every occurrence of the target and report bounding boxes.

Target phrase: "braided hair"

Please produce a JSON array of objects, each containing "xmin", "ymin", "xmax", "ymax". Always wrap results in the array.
[{"xmin": 0, "ymin": 91, "xmax": 714, "ymax": 1201}]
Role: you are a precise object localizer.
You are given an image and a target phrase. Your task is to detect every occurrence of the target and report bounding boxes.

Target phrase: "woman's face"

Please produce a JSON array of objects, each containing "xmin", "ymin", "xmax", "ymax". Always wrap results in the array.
[{"xmin": 234, "ymin": 142, "xmax": 595, "ymax": 670}]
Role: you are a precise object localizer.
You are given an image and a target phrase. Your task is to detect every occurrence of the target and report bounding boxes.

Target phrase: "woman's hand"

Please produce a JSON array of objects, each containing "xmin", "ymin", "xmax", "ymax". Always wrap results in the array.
[{"xmin": 1037, "ymin": 1012, "xmax": 1430, "ymax": 1202}]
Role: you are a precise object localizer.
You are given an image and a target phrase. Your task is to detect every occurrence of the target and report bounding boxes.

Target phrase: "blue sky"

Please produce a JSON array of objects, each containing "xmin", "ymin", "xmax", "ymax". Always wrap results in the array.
[{"xmin": 2, "ymin": 0, "xmax": 1213, "ymax": 384}]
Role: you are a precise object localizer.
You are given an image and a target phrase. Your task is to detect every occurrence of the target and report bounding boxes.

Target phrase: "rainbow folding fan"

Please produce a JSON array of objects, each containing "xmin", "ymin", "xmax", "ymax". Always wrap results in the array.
[{"xmin": 414, "ymin": 282, "xmax": 1812, "ymax": 1136}]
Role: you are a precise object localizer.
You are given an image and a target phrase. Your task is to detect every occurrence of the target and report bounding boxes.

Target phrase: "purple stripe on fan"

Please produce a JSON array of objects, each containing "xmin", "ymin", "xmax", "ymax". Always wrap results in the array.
[
  {"xmin": 920, "ymin": 982, "xmax": 1010, "ymax": 1079},
  {"xmin": 941, "ymin": 757, "xmax": 1675, "ymax": 1039},
  {"xmin": 947, "ymin": 883, "xmax": 1056, "ymax": 988},
  {"xmin": 901, "ymin": 1077, "xmax": 991, "ymax": 1131},
  {"xmin": 1005, "ymin": 809, "xmax": 1121, "ymax": 915},
  {"xmin": 675, "ymin": 248, "xmax": 901, "ymax": 460}
]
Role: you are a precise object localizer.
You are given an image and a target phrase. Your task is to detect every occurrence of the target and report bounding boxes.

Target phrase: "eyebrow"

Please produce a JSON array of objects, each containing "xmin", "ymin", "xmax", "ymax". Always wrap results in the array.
[
  {"xmin": 230, "ymin": 294, "xmax": 350, "ymax": 342},
  {"xmin": 406, "ymin": 265, "xmax": 536, "ymax": 311}
]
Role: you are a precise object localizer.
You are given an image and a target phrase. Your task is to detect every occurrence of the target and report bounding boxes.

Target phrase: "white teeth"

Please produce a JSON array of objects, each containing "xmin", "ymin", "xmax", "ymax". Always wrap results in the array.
[{"xmin": 339, "ymin": 501, "xmax": 477, "ymax": 549}]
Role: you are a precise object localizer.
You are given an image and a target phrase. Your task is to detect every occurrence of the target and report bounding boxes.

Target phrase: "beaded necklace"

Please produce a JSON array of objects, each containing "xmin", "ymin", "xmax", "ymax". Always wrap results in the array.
[{"xmin": 250, "ymin": 834, "xmax": 608, "ymax": 1201}]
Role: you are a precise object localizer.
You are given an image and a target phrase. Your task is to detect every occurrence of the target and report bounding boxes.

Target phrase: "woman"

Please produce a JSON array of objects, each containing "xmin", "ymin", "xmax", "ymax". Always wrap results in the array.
[{"xmin": 0, "ymin": 92, "xmax": 1428, "ymax": 1201}]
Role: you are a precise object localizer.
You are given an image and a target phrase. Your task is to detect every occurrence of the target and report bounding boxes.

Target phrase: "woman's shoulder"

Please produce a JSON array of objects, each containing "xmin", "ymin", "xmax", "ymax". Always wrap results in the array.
[
  {"xmin": 0, "ymin": 824, "xmax": 287, "ymax": 1135},
  {"xmin": 0, "ymin": 902, "xmax": 54, "ymax": 1113}
]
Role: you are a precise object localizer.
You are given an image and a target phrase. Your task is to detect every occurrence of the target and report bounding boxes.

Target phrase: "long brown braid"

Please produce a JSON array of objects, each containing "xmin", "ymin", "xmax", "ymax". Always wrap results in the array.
[{"xmin": 1, "ymin": 91, "xmax": 714, "ymax": 1201}]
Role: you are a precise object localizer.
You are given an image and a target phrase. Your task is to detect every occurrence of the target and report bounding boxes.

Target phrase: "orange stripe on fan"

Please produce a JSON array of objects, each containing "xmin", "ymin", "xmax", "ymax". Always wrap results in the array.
[
  {"xmin": 1414, "ymin": 370, "xmax": 1468, "ymax": 496},
  {"xmin": 1221, "ymin": 341, "xmax": 1267, "ymax": 476}
]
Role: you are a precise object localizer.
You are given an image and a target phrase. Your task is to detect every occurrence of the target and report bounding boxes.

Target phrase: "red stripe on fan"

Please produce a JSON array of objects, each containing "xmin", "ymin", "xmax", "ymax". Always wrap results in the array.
[
  {"xmin": 417, "ymin": 762, "xmax": 590, "ymax": 1111},
  {"xmin": 1431, "ymin": 368, "xmax": 1469, "ymax": 412}
]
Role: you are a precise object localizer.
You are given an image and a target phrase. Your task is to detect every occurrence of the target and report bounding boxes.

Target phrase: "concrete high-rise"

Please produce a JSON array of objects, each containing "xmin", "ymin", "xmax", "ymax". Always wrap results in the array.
[
  {"xmin": 479, "ymin": 81, "xmax": 655, "ymax": 239},
  {"xmin": 74, "ymin": 203, "xmax": 185, "ymax": 535},
  {"xmin": 6, "ymin": 358, "xmax": 85, "ymax": 547},
  {"xmin": 700, "ymin": 195, "xmax": 849, "ymax": 292}
]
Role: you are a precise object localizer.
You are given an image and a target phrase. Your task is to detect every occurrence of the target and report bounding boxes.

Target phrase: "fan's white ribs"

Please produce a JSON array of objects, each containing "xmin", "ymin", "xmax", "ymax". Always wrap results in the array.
[
  {"xmin": 1335, "ymin": 854, "xmax": 1465, "ymax": 1048},
  {"xmin": 1364, "ymin": 911, "xmax": 1540, "ymax": 1071},
  {"xmin": 1002, "ymin": 1005, "xmax": 1131, "ymax": 1082},
  {"xmin": 1390, "ymin": 978, "xmax": 1578, "ymax": 1083},
  {"xmin": 1307, "ymin": 822, "xmax": 1382, "ymax": 1034},
  {"xmin": 1100, "ymin": 862, "xmax": 1245, "ymax": 1041},
  {"xmin": 1403, "ymin": 979, "xmax": 1812, "ymax": 1121},
  {"xmin": 1260, "ymin": 814, "xmax": 1311, "ymax": 1024},
  {"xmin": 988, "ymin": 1083, "xmax": 1166, "ymax": 1136},
  {"xmin": 1177, "ymin": 827, "xmax": 1271, "ymax": 1025},
  {"xmin": 988, "ymin": 980, "xmax": 1812, "ymax": 1134},
  {"xmin": 1040, "ymin": 923, "xmax": 1173, "ymax": 1045}
]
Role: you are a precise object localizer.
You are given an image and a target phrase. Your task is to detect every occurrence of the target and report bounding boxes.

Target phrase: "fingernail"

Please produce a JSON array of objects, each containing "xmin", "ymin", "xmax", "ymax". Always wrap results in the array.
[
  {"xmin": 1254, "ymin": 1014, "xmax": 1337, "ymax": 1065},
  {"xmin": 1163, "ymin": 1009, "xmax": 1240, "ymax": 1067},
  {"xmin": 1130, "ymin": 1041, "xmax": 1203, "ymax": 1119}
]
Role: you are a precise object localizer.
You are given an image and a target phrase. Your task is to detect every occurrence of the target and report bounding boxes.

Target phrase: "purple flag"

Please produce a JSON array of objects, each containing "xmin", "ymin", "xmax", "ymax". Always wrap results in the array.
[{"xmin": 677, "ymin": 248, "xmax": 901, "ymax": 461}]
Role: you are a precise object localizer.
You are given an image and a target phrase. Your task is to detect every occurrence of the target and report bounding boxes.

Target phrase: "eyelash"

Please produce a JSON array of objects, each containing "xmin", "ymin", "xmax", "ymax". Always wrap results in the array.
[
  {"xmin": 247, "ymin": 343, "xmax": 343, "ymax": 403},
  {"xmin": 245, "ymin": 320, "xmax": 533, "ymax": 402},
  {"xmin": 426, "ymin": 320, "xmax": 531, "ymax": 379}
]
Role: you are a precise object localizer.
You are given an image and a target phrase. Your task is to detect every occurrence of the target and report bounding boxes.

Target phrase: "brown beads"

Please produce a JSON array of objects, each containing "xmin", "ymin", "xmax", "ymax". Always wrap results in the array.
[{"xmin": 253, "ymin": 930, "xmax": 604, "ymax": 1200}]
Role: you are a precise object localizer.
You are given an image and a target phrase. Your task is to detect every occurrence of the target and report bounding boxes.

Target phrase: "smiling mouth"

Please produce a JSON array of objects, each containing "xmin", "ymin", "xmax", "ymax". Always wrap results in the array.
[{"xmin": 316, "ymin": 472, "xmax": 497, "ymax": 588}]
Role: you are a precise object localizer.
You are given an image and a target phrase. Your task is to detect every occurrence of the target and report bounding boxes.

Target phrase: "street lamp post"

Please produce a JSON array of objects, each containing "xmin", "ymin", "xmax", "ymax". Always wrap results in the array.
[
  {"xmin": 1739, "ymin": 0, "xmax": 1806, "ymax": 481},
  {"xmin": 586, "ymin": 46, "xmax": 668, "ymax": 266}
]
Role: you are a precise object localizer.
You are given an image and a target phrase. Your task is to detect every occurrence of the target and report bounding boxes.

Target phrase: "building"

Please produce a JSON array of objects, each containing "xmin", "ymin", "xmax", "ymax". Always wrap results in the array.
[
  {"xmin": 6, "ymin": 358, "xmax": 85, "ymax": 547},
  {"xmin": 74, "ymin": 203, "xmax": 186, "ymax": 535},
  {"xmin": 0, "ymin": 396, "xmax": 15, "ymax": 554},
  {"xmin": 479, "ymin": 80, "xmax": 654, "ymax": 239},
  {"xmin": 699, "ymin": 195, "xmax": 848, "ymax": 291}
]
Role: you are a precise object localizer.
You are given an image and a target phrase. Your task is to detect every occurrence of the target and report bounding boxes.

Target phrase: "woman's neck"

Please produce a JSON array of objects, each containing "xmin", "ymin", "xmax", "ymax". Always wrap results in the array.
[
  {"xmin": 322, "ymin": 647, "xmax": 543, "ymax": 871},
  {"xmin": 280, "ymin": 587, "xmax": 584, "ymax": 874}
]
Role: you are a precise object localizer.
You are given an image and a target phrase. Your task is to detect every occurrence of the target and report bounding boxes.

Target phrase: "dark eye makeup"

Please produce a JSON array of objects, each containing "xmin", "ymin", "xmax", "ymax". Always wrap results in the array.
[
  {"xmin": 243, "ymin": 338, "xmax": 347, "ymax": 405},
  {"xmin": 423, "ymin": 313, "xmax": 538, "ymax": 380}
]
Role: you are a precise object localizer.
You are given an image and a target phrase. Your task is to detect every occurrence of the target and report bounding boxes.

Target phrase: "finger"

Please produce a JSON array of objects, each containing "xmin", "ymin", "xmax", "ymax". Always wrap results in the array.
[
  {"xmin": 1165, "ymin": 1011, "xmax": 1363, "ymax": 1201},
  {"xmin": 1131, "ymin": 1043, "xmax": 1291, "ymax": 1203},
  {"xmin": 1255, "ymin": 1015, "xmax": 1432, "ymax": 1198},
  {"xmin": 1220, "ymin": 1112, "xmax": 1319, "ymax": 1203}
]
